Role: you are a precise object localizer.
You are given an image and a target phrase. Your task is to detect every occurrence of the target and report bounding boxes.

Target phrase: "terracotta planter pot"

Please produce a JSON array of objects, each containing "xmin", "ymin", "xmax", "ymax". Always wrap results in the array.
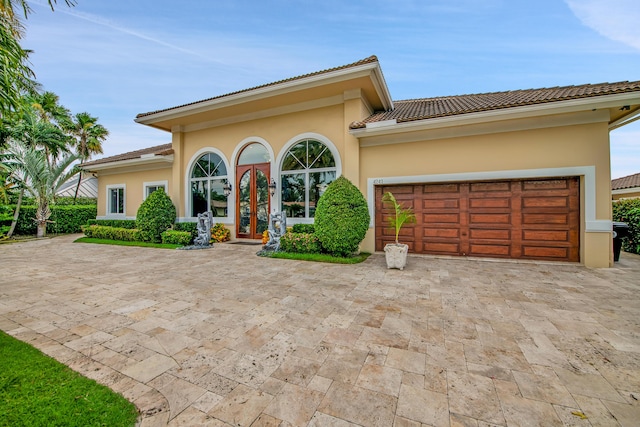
[{"xmin": 384, "ymin": 243, "xmax": 409, "ymax": 270}]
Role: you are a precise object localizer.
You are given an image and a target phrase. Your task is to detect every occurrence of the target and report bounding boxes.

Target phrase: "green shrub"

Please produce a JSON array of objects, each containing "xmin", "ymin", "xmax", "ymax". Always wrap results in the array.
[
  {"xmin": 161, "ymin": 230, "xmax": 192, "ymax": 246},
  {"xmin": 53, "ymin": 196, "xmax": 97, "ymax": 206},
  {"xmin": 174, "ymin": 222, "xmax": 197, "ymax": 242},
  {"xmin": 0, "ymin": 205, "xmax": 13, "ymax": 237},
  {"xmin": 81, "ymin": 224, "xmax": 141, "ymax": 241},
  {"xmin": 6, "ymin": 205, "xmax": 97, "ymax": 235},
  {"xmin": 613, "ymin": 199, "xmax": 640, "ymax": 254},
  {"xmin": 87, "ymin": 219, "xmax": 137, "ymax": 229},
  {"xmin": 292, "ymin": 223, "xmax": 315, "ymax": 234},
  {"xmin": 314, "ymin": 176, "xmax": 370, "ymax": 257},
  {"xmin": 280, "ymin": 231, "xmax": 322, "ymax": 253},
  {"xmin": 135, "ymin": 188, "xmax": 176, "ymax": 243}
]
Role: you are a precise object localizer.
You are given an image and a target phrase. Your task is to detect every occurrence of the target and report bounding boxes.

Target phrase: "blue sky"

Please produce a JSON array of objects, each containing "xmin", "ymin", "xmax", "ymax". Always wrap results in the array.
[{"xmin": 22, "ymin": 0, "xmax": 640, "ymax": 178}]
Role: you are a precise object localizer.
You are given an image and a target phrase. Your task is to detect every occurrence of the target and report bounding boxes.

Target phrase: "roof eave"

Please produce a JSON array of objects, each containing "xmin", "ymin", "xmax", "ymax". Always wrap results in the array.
[
  {"xmin": 135, "ymin": 61, "xmax": 393, "ymax": 128},
  {"xmin": 81, "ymin": 155, "xmax": 174, "ymax": 172},
  {"xmin": 350, "ymin": 91, "xmax": 640, "ymax": 137}
]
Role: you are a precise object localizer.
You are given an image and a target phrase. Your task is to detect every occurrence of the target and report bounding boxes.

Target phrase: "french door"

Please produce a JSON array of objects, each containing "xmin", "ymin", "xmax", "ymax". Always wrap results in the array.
[{"xmin": 236, "ymin": 163, "xmax": 270, "ymax": 239}]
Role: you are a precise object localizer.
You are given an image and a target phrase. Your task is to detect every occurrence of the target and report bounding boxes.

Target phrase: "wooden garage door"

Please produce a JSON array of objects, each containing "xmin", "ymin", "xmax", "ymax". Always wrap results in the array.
[{"xmin": 375, "ymin": 177, "xmax": 579, "ymax": 262}]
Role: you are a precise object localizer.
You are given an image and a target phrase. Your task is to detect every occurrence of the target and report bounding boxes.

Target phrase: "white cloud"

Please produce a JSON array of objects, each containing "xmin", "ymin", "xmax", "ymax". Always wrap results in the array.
[{"xmin": 566, "ymin": 0, "xmax": 640, "ymax": 51}]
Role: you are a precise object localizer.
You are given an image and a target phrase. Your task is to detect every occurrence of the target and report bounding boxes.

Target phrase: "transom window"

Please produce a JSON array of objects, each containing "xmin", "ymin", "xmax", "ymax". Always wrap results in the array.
[
  {"xmin": 190, "ymin": 152, "xmax": 229, "ymax": 218},
  {"xmin": 280, "ymin": 139, "xmax": 336, "ymax": 218}
]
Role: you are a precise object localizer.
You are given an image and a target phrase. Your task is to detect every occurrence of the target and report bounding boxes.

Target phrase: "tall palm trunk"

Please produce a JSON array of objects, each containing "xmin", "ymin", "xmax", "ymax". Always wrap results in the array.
[
  {"xmin": 73, "ymin": 166, "xmax": 83, "ymax": 203},
  {"xmin": 7, "ymin": 187, "xmax": 23, "ymax": 238}
]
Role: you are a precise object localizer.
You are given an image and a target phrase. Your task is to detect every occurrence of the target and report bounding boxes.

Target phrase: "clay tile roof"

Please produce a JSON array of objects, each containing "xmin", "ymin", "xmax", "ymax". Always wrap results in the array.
[
  {"xmin": 612, "ymin": 172, "xmax": 640, "ymax": 190},
  {"xmin": 81, "ymin": 143, "xmax": 173, "ymax": 168},
  {"xmin": 137, "ymin": 55, "xmax": 379, "ymax": 119},
  {"xmin": 350, "ymin": 80, "xmax": 640, "ymax": 129}
]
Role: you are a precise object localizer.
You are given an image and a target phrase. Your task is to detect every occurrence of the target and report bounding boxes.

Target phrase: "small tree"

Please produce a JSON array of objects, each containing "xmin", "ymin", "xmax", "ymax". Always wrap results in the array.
[
  {"xmin": 314, "ymin": 176, "xmax": 370, "ymax": 257},
  {"xmin": 136, "ymin": 188, "xmax": 176, "ymax": 243},
  {"xmin": 381, "ymin": 192, "xmax": 416, "ymax": 244}
]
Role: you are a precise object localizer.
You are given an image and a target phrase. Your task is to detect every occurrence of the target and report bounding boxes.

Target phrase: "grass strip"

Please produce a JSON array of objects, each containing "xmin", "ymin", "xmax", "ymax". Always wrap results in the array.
[
  {"xmin": 261, "ymin": 251, "xmax": 371, "ymax": 264},
  {"xmin": 74, "ymin": 237, "xmax": 181, "ymax": 249},
  {"xmin": 0, "ymin": 331, "xmax": 138, "ymax": 427}
]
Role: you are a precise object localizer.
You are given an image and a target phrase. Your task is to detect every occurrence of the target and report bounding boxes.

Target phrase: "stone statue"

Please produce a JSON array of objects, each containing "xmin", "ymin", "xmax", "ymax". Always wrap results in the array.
[
  {"xmin": 194, "ymin": 211, "xmax": 213, "ymax": 246},
  {"xmin": 264, "ymin": 211, "xmax": 287, "ymax": 251}
]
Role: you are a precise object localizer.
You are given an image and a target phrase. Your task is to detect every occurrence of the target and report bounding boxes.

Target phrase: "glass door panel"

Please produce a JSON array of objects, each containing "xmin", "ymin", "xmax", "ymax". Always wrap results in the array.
[{"xmin": 236, "ymin": 163, "xmax": 270, "ymax": 239}]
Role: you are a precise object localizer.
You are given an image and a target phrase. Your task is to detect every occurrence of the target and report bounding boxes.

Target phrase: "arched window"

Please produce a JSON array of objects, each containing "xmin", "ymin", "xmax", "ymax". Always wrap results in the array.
[
  {"xmin": 280, "ymin": 139, "xmax": 336, "ymax": 218},
  {"xmin": 190, "ymin": 152, "xmax": 229, "ymax": 217}
]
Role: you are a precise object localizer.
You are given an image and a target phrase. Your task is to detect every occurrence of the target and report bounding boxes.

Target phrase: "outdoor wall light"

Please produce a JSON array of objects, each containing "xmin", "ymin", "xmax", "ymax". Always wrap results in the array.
[
  {"xmin": 223, "ymin": 182, "xmax": 232, "ymax": 197},
  {"xmin": 269, "ymin": 178, "xmax": 277, "ymax": 197}
]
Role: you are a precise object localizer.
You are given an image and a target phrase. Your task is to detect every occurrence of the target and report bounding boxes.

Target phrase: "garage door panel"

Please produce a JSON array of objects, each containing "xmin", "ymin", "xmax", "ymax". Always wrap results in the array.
[
  {"xmin": 424, "ymin": 213, "xmax": 460, "ymax": 223},
  {"xmin": 470, "ymin": 229, "xmax": 511, "ymax": 240},
  {"xmin": 523, "ymin": 213, "xmax": 570, "ymax": 225},
  {"xmin": 522, "ymin": 246, "xmax": 569, "ymax": 259},
  {"xmin": 375, "ymin": 177, "xmax": 579, "ymax": 262},
  {"xmin": 469, "ymin": 198, "xmax": 511, "ymax": 209},
  {"xmin": 469, "ymin": 213, "xmax": 512, "ymax": 225},
  {"xmin": 522, "ymin": 196, "xmax": 569, "ymax": 208},
  {"xmin": 423, "ymin": 198, "xmax": 460, "ymax": 209},
  {"xmin": 425, "ymin": 241, "xmax": 460, "ymax": 254},
  {"xmin": 522, "ymin": 230, "xmax": 569, "ymax": 242},
  {"xmin": 523, "ymin": 179, "xmax": 569, "ymax": 191},
  {"xmin": 469, "ymin": 244, "xmax": 511, "ymax": 256},
  {"xmin": 424, "ymin": 227, "xmax": 459, "ymax": 238},
  {"xmin": 470, "ymin": 182, "xmax": 511, "ymax": 192}
]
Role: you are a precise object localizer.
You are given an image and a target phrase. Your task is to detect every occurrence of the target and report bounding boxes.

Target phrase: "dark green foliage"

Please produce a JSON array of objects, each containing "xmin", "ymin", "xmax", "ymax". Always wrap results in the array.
[
  {"xmin": 87, "ymin": 219, "xmax": 137, "ymax": 229},
  {"xmin": 280, "ymin": 231, "xmax": 322, "ymax": 254},
  {"xmin": 135, "ymin": 188, "xmax": 176, "ymax": 243},
  {"xmin": 7, "ymin": 204, "xmax": 97, "ymax": 235},
  {"xmin": 314, "ymin": 176, "xmax": 370, "ymax": 257},
  {"xmin": 0, "ymin": 205, "xmax": 12, "ymax": 237},
  {"xmin": 82, "ymin": 224, "xmax": 142, "ymax": 241},
  {"xmin": 161, "ymin": 230, "xmax": 192, "ymax": 246},
  {"xmin": 292, "ymin": 223, "xmax": 315, "ymax": 234},
  {"xmin": 173, "ymin": 222, "xmax": 198, "ymax": 242},
  {"xmin": 613, "ymin": 199, "xmax": 640, "ymax": 254}
]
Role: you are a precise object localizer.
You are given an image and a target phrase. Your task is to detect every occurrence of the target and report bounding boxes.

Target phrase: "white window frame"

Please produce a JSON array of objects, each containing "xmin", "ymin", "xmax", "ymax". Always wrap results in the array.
[
  {"xmin": 106, "ymin": 184, "xmax": 126, "ymax": 217},
  {"xmin": 143, "ymin": 180, "xmax": 168, "ymax": 200},
  {"xmin": 276, "ymin": 133, "xmax": 341, "ymax": 222},
  {"xmin": 184, "ymin": 148, "xmax": 231, "ymax": 221}
]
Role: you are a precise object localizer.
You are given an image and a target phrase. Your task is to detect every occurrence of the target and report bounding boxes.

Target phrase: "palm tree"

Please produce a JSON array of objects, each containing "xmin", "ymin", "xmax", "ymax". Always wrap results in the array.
[
  {"xmin": 1, "ymin": 141, "xmax": 78, "ymax": 237},
  {"xmin": 67, "ymin": 112, "xmax": 108, "ymax": 201},
  {"xmin": 0, "ymin": 0, "xmax": 75, "ymax": 116}
]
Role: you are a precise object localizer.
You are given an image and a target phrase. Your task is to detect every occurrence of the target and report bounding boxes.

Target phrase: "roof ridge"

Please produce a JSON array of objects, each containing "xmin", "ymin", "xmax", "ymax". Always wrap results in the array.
[{"xmin": 136, "ymin": 55, "xmax": 379, "ymax": 119}]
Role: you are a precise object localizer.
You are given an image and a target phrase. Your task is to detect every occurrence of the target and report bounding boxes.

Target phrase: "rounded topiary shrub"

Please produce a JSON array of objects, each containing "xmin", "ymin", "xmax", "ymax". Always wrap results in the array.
[
  {"xmin": 136, "ymin": 188, "xmax": 176, "ymax": 243},
  {"xmin": 314, "ymin": 176, "xmax": 370, "ymax": 257}
]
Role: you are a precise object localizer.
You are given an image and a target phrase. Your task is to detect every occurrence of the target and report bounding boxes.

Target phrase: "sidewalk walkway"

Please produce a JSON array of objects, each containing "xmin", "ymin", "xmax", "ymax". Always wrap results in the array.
[{"xmin": 1, "ymin": 235, "xmax": 639, "ymax": 426}]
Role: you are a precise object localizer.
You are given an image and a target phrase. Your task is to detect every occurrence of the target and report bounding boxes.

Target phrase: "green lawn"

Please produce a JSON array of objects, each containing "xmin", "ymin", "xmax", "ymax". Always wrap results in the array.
[
  {"xmin": 74, "ymin": 236, "xmax": 182, "ymax": 249},
  {"xmin": 0, "ymin": 331, "xmax": 138, "ymax": 427},
  {"xmin": 260, "ymin": 251, "xmax": 371, "ymax": 264}
]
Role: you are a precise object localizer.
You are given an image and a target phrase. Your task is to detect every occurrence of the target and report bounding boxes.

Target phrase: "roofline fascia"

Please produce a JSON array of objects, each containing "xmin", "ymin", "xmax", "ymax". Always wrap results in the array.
[
  {"xmin": 609, "ymin": 107, "xmax": 640, "ymax": 130},
  {"xmin": 350, "ymin": 91, "xmax": 640, "ymax": 137},
  {"xmin": 135, "ymin": 61, "xmax": 393, "ymax": 126},
  {"xmin": 81, "ymin": 155, "xmax": 174, "ymax": 172},
  {"xmin": 612, "ymin": 186, "xmax": 640, "ymax": 194}
]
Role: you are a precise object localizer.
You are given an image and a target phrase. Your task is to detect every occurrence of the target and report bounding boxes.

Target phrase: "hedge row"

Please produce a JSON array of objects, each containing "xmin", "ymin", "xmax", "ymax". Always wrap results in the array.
[
  {"xmin": 3, "ymin": 205, "xmax": 97, "ymax": 235},
  {"xmin": 81, "ymin": 224, "xmax": 141, "ymax": 241},
  {"xmin": 87, "ymin": 219, "xmax": 137, "ymax": 229},
  {"xmin": 161, "ymin": 230, "xmax": 192, "ymax": 246},
  {"xmin": 613, "ymin": 199, "xmax": 640, "ymax": 254}
]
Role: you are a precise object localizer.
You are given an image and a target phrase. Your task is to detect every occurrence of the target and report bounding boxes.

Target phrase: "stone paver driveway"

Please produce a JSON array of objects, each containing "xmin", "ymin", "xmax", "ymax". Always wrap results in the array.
[{"xmin": 1, "ymin": 235, "xmax": 639, "ymax": 426}]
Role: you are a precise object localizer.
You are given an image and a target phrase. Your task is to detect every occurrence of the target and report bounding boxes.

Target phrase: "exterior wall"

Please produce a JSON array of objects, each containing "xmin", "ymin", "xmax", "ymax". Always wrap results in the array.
[
  {"xmin": 358, "ymin": 120, "xmax": 613, "ymax": 267},
  {"xmin": 612, "ymin": 189, "xmax": 640, "ymax": 200},
  {"xmin": 97, "ymin": 168, "xmax": 173, "ymax": 219}
]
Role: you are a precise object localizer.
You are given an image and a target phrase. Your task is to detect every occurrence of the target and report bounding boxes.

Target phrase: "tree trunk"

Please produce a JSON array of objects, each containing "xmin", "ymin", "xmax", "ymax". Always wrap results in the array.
[
  {"xmin": 7, "ymin": 188, "xmax": 24, "ymax": 238},
  {"xmin": 37, "ymin": 222, "xmax": 46, "ymax": 238},
  {"xmin": 73, "ymin": 169, "xmax": 83, "ymax": 203}
]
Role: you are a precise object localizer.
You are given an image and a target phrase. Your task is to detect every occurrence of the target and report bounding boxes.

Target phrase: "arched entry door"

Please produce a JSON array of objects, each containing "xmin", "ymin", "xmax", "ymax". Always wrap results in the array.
[{"xmin": 236, "ymin": 144, "xmax": 271, "ymax": 239}]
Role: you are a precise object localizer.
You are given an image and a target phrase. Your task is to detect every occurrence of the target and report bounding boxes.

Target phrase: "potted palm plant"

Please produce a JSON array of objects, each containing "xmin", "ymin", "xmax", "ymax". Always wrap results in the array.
[{"xmin": 382, "ymin": 191, "xmax": 416, "ymax": 270}]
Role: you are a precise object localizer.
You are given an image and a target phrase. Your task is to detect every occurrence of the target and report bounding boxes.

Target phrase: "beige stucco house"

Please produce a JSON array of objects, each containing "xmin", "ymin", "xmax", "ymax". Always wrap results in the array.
[
  {"xmin": 612, "ymin": 172, "xmax": 640, "ymax": 200},
  {"xmin": 82, "ymin": 56, "xmax": 640, "ymax": 267}
]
